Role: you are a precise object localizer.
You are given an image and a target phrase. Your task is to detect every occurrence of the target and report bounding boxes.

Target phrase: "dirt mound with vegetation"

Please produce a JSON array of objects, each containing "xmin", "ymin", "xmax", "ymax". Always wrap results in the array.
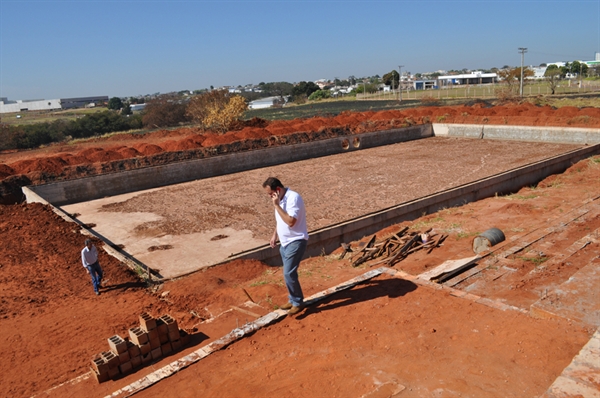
[{"xmin": 1, "ymin": 103, "xmax": 599, "ymax": 202}]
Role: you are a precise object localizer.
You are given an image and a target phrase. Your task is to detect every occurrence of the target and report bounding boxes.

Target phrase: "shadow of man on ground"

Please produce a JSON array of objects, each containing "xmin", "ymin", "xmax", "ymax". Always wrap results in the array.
[
  {"xmin": 102, "ymin": 280, "xmax": 147, "ymax": 292},
  {"xmin": 296, "ymin": 276, "xmax": 417, "ymax": 320}
]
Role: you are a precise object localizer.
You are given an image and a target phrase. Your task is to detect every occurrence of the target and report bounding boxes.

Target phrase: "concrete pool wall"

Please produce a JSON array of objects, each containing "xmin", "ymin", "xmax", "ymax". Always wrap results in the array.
[{"xmin": 24, "ymin": 124, "xmax": 600, "ymax": 274}]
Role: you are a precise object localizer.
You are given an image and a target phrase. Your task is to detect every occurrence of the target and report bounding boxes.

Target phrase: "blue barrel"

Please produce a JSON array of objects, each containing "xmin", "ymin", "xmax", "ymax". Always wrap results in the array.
[{"xmin": 472, "ymin": 228, "xmax": 505, "ymax": 254}]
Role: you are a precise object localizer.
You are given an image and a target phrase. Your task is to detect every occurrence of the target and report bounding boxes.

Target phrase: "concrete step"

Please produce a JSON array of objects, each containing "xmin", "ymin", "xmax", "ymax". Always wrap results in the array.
[{"xmin": 530, "ymin": 259, "xmax": 600, "ymax": 327}]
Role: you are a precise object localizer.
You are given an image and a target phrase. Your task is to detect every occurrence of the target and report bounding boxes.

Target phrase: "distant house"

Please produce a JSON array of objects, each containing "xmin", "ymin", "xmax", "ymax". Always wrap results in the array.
[
  {"xmin": 314, "ymin": 79, "xmax": 329, "ymax": 89},
  {"xmin": 437, "ymin": 72, "xmax": 497, "ymax": 87},
  {"xmin": 130, "ymin": 103, "xmax": 146, "ymax": 112},
  {"xmin": 413, "ymin": 80, "xmax": 437, "ymax": 90},
  {"xmin": 530, "ymin": 66, "xmax": 548, "ymax": 79},
  {"xmin": 248, "ymin": 96, "xmax": 286, "ymax": 110}
]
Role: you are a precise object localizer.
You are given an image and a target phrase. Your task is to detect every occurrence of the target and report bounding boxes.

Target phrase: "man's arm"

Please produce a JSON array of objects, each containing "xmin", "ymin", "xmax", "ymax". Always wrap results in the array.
[
  {"xmin": 274, "ymin": 205, "xmax": 297, "ymax": 227},
  {"xmin": 270, "ymin": 227, "xmax": 278, "ymax": 248},
  {"xmin": 81, "ymin": 250, "xmax": 90, "ymax": 273}
]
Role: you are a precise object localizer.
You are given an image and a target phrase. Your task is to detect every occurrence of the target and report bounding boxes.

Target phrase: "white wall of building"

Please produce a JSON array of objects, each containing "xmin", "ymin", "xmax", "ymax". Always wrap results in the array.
[
  {"xmin": 130, "ymin": 103, "xmax": 146, "ymax": 112},
  {"xmin": 0, "ymin": 99, "xmax": 61, "ymax": 114}
]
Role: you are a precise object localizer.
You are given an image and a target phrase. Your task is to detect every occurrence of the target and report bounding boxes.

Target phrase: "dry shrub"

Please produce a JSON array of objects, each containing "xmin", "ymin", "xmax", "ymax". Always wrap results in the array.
[
  {"xmin": 495, "ymin": 87, "xmax": 518, "ymax": 103},
  {"xmin": 186, "ymin": 90, "xmax": 248, "ymax": 133},
  {"xmin": 567, "ymin": 115, "xmax": 591, "ymax": 125},
  {"xmin": 142, "ymin": 95, "xmax": 190, "ymax": 128},
  {"xmin": 420, "ymin": 95, "xmax": 439, "ymax": 106}
]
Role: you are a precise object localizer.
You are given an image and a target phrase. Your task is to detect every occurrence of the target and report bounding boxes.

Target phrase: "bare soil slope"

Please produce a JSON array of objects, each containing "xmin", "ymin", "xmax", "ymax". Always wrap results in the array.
[{"xmin": 0, "ymin": 105, "xmax": 599, "ymax": 397}]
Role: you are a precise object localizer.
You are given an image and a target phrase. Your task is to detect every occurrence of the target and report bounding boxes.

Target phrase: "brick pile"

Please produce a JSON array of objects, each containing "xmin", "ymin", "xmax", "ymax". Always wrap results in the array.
[{"xmin": 90, "ymin": 313, "xmax": 190, "ymax": 383}]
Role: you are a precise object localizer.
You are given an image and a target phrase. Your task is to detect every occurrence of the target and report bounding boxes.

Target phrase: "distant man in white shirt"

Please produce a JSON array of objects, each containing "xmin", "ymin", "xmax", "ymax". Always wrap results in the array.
[
  {"xmin": 263, "ymin": 177, "xmax": 308, "ymax": 316},
  {"xmin": 82, "ymin": 239, "xmax": 103, "ymax": 295}
]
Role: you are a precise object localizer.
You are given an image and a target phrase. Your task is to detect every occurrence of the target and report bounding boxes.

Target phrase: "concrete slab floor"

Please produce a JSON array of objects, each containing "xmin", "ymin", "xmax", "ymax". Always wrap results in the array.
[{"xmin": 62, "ymin": 137, "xmax": 579, "ymax": 278}]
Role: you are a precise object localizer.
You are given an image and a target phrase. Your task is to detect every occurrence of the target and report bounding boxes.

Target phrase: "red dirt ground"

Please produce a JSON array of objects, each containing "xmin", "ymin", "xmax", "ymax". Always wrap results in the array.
[{"xmin": 0, "ymin": 105, "xmax": 599, "ymax": 397}]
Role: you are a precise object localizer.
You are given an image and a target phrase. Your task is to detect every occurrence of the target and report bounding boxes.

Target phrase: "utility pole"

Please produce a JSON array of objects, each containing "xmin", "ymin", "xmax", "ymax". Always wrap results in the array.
[
  {"xmin": 518, "ymin": 47, "xmax": 527, "ymax": 97},
  {"xmin": 398, "ymin": 65, "xmax": 404, "ymax": 101}
]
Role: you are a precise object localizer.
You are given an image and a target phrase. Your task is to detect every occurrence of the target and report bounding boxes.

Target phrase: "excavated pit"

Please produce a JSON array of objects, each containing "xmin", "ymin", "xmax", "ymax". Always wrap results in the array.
[{"xmin": 23, "ymin": 124, "xmax": 598, "ymax": 280}]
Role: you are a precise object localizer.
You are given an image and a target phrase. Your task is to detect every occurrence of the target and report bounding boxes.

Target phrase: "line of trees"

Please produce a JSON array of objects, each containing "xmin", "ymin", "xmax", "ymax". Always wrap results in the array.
[
  {"xmin": 0, "ymin": 90, "xmax": 249, "ymax": 151},
  {"xmin": 0, "ymin": 111, "xmax": 144, "ymax": 151}
]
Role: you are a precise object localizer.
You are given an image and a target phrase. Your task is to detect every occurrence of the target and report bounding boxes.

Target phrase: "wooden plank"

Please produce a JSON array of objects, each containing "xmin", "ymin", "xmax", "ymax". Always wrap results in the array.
[
  {"xmin": 387, "ymin": 233, "xmax": 420, "ymax": 266},
  {"xmin": 417, "ymin": 255, "xmax": 481, "ymax": 282},
  {"xmin": 443, "ymin": 206, "xmax": 594, "ymax": 287},
  {"xmin": 230, "ymin": 306, "xmax": 262, "ymax": 318}
]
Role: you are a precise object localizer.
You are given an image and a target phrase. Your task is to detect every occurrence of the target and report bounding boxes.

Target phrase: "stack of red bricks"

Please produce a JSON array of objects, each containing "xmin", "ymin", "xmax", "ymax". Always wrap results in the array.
[{"xmin": 90, "ymin": 313, "xmax": 190, "ymax": 383}]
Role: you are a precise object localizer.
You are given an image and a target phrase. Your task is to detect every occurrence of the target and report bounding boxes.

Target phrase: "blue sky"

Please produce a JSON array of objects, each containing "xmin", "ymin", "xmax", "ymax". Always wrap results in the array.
[{"xmin": 1, "ymin": 0, "xmax": 599, "ymax": 99}]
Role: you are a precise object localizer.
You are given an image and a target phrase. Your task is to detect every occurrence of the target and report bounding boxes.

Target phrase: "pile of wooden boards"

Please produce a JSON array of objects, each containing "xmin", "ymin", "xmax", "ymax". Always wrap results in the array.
[{"xmin": 342, "ymin": 227, "xmax": 448, "ymax": 267}]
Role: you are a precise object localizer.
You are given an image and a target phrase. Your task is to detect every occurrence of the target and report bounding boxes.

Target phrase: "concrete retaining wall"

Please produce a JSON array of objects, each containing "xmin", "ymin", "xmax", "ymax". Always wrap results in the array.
[
  {"xmin": 23, "ymin": 123, "xmax": 600, "ymax": 271},
  {"xmin": 24, "ymin": 125, "xmax": 432, "ymax": 206},
  {"xmin": 229, "ymin": 143, "xmax": 600, "ymax": 266},
  {"xmin": 433, "ymin": 123, "xmax": 600, "ymax": 145}
]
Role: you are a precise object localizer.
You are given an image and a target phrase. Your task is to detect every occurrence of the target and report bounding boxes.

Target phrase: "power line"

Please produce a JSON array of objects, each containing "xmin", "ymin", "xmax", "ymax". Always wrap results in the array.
[{"xmin": 518, "ymin": 47, "xmax": 527, "ymax": 97}]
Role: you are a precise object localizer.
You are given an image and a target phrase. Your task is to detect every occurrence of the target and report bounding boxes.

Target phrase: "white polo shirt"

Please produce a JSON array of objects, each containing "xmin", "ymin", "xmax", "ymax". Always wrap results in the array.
[
  {"xmin": 275, "ymin": 188, "xmax": 308, "ymax": 247},
  {"xmin": 81, "ymin": 245, "xmax": 99, "ymax": 267}
]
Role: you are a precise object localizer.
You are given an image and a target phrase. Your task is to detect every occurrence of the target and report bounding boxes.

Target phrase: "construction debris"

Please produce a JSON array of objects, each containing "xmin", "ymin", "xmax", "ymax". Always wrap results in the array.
[
  {"xmin": 417, "ymin": 255, "xmax": 481, "ymax": 282},
  {"xmin": 347, "ymin": 228, "xmax": 447, "ymax": 268}
]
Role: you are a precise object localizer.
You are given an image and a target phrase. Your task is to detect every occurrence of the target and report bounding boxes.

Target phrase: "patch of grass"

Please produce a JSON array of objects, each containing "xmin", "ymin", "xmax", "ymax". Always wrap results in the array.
[
  {"xmin": 132, "ymin": 265, "xmax": 154, "ymax": 287},
  {"xmin": 2, "ymin": 107, "xmax": 106, "ymax": 126},
  {"xmin": 566, "ymin": 115, "xmax": 591, "ymax": 125},
  {"xmin": 299, "ymin": 269, "xmax": 313, "ymax": 278},
  {"xmin": 456, "ymin": 231, "xmax": 479, "ymax": 240},
  {"xmin": 264, "ymin": 294, "xmax": 277, "ymax": 310},
  {"xmin": 506, "ymin": 193, "xmax": 538, "ymax": 200},
  {"xmin": 249, "ymin": 269, "xmax": 281, "ymax": 287},
  {"xmin": 516, "ymin": 256, "xmax": 549, "ymax": 266},
  {"xmin": 412, "ymin": 216, "xmax": 444, "ymax": 229},
  {"xmin": 547, "ymin": 180, "xmax": 564, "ymax": 188},
  {"xmin": 591, "ymin": 156, "xmax": 600, "ymax": 164}
]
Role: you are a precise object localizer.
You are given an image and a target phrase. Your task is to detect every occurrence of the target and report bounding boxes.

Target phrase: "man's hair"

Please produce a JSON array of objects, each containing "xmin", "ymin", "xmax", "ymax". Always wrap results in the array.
[
  {"xmin": 262, "ymin": 177, "xmax": 284, "ymax": 190},
  {"xmin": 85, "ymin": 239, "xmax": 91, "ymax": 246}
]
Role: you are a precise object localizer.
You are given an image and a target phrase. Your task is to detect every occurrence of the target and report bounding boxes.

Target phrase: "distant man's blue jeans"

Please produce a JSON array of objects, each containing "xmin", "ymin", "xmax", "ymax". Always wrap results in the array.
[
  {"xmin": 280, "ymin": 239, "xmax": 307, "ymax": 307},
  {"xmin": 87, "ymin": 262, "xmax": 103, "ymax": 293}
]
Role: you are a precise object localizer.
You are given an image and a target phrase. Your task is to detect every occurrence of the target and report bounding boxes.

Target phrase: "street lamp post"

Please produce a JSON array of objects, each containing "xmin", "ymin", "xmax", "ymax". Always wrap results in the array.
[
  {"xmin": 518, "ymin": 47, "xmax": 527, "ymax": 97},
  {"xmin": 398, "ymin": 65, "xmax": 404, "ymax": 101}
]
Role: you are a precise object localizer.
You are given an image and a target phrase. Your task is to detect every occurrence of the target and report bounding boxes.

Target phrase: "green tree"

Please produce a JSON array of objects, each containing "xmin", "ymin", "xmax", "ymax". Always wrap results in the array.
[
  {"xmin": 258, "ymin": 82, "xmax": 294, "ymax": 98},
  {"xmin": 589, "ymin": 65, "xmax": 600, "ymax": 77},
  {"xmin": 497, "ymin": 67, "xmax": 534, "ymax": 94},
  {"xmin": 291, "ymin": 81, "xmax": 320, "ymax": 101},
  {"xmin": 544, "ymin": 65, "xmax": 561, "ymax": 95},
  {"xmin": 382, "ymin": 70, "xmax": 400, "ymax": 88},
  {"xmin": 308, "ymin": 90, "xmax": 331, "ymax": 101},
  {"xmin": 570, "ymin": 61, "xmax": 589, "ymax": 76},
  {"xmin": 107, "ymin": 97, "xmax": 123, "ymax": 110},
  {"xmin": 356, "ymin": 82, "xmax": 378, "ymax": 94}
]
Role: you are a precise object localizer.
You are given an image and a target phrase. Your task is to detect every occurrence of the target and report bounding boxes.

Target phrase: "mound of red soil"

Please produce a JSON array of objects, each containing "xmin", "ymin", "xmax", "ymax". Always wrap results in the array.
[{"xmin": 1, "ymin": 104, "xmax": 600, "ymax": 204}]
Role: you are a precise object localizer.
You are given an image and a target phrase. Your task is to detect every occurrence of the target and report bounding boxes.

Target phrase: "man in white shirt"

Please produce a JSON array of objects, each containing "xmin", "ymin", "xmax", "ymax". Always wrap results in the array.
[
  {"xmin": 81, "ymin": 239, "xmax": 103, "ymax": 295},
  {"xmin": 263, "ymin": 177, "xmax": 308, "ymax": 315}
]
